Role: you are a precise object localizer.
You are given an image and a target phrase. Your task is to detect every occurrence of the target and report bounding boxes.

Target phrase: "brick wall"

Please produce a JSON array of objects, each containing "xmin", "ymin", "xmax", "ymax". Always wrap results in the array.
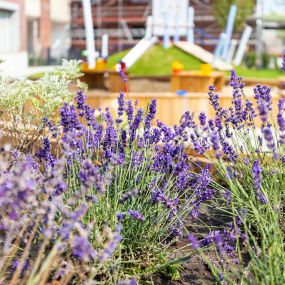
[{"xmin": 40, "ymin": 0, "xmax": 52, "ymax": 59}]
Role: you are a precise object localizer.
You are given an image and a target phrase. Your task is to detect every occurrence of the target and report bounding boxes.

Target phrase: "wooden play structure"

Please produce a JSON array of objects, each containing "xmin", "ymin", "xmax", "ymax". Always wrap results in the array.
[
  {"xmin": 81, "ymin": 70, "xmax": 106, "ymax": 89},
  {"xmin": 174, "ymin": 42, "xmax": 232, "ymax": 71},
  {"xmin": 171, "ymin": 71, "xmax": 225, "ymax": 93},
  {"xmin": 77, "ymin": 0, "xmax": 253, "ymax": 92},
  {"xmin": 108, "ymin": 70, "xmax": 129, "ymax": 93}
]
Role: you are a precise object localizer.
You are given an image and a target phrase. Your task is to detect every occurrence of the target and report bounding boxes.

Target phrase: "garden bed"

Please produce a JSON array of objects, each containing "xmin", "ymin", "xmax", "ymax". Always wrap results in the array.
[
  {"xmin": 86, "ymin": 88, "xmax": 281, "ymax": 126},
  {"xmin": 1, "ymin": 60, "xmax": 285, "ymax": 285}
]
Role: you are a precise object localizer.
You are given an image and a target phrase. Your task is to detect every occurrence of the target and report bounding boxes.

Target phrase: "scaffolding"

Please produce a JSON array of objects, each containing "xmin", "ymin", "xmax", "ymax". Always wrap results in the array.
[{"xmin": 70, "ymin": 0, "xmax": 255, "ymax": 56}]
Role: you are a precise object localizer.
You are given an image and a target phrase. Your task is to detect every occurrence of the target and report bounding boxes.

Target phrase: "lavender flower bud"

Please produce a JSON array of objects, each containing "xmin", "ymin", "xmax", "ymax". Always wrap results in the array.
[{"xmin": 127, "ymin": 210, "xmax": 145, "ymax": 222}]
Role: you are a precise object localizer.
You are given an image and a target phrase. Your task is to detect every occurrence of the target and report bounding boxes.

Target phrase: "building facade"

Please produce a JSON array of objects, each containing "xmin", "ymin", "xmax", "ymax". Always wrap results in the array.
[{"xmin": 0, "ymin": 0, "xmax": 71, "ymax": 72}]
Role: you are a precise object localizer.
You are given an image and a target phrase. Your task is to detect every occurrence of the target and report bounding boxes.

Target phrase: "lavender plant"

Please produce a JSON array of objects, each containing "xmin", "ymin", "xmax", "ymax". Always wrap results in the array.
[
  {"xmin": 184, "ymin": 69, "xmax": 285, "ymax": 284},
  {"xmin": 43, "ymin": 91, "xmax": 213, "ymax": 280},
  {"xmin": 2, "ymin": 55, "xmax": 285, "ymax": 284},
  {"xmin": 0, "ymin": 147, "xmax": 123, "ymax": 285},
  {"xmin": 0, "ymin": 88, "xmax": 218, "ymax": 283}
]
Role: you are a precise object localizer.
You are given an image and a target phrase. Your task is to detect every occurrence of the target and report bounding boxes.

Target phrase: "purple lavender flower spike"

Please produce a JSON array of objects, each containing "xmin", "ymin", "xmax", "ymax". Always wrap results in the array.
[
  {"xmin": 208, "ymin": 86, "xmax": 220, "ymax": 111},
  {"xmin": 262, "ymin": 126, "xmax": 275, "ymax": 150},
  {"xmin": 117, "ymin": 279, "xmax": 138, "ymax": 285},
  {"xmin": 43, "ymin": 117, "xmax": 58, "ymax": 138},
  {"xmin": 126, "ymin": 100, "xmax": 134, "ymax": 125},
  {"xmin": 75, "ymin": 90, "xmax": 86, "ymax": 115},
  {"xmin": 36, "ymin": 137, "xmax": 56, "ymax": 167},
  {"xmin": 60, "ymin": 103, "xmax": 82, "ymax": 132},
  {"xmin": 119, "ymin": 189, "xmax": 139, "ymax": 204},
  {"xmin": 117, "ymin": 213, "xmax": 125, "ymax": 221},
  {"xmin": 190, "ymin": 205, "xmax": 200, "ymax": 219},
  {"xmin": 103, "ymin": 118, "xmax": 117, "ymax": 151},
  {"xmin": 116, "ymin": 93, "xmax": 125, "ymax": 124},
  {"xmin": 229, "ymin": 71, "xmax": 245, "ymax": 127},
  {"xmin": 281, "ymin": 50, "xmax": 285, "ymax": 71},
  {"xmin": 129, "ymin": 109, "xmax": 143, "ymax": 143},
  {"xmin": 224, "ymin": 190, "xmax": 232, "ymax": 202},
  {"xmin": 213, "ymin": 231, "xmax": 224, "ymax": 256},
  {"xmin": 210, "ymin": 130, "xmax": 220, "ymax": 151},
  {"xmin": 252, "ymin": 160, "xmax": 268, "ymax": 204},
  {"xmin": 73, "ymin": 236, "xmax": 96, "ymax": 262},
  {"xmin": 219, "ymin": 272, "xmax": 224, "ymax": 281},
  {"xmin": 252, "ymin": 160, "xmax": 262, "ymax": 190},
  {"xmin": 118, "ymin": 66, "xmax": 127, "ymax": 83},
  {"xmin": 230, "ymin": 69, "xmax": 245, "ymax": 89},
  {"xmin": 77, "ymin": 159, "xmax": 104, "ymax": 192},
  {"xmin": 128, "ymin": 210, "xmax": 145, "ymax": 221},
  {"xmin": 254, "ymin": 85, "xmax": 272, "ymax": 124},
  {"xmin": 188, "ymin": 233, "xmax": 199, "ymax": 249},
  {"xmin": 277, "ymin": 98, "xmax": 285, "ymax": 144},
  {"xmin": 144, "ymin": 99, "xmax": 157, "ymax": 140},
  {"xmin": 145, "ymin": 99, "xmax": 157, "ymax": 126},
  {"xmin": 198, "ymin": 112, "xmax": 207, "ymax": 127}
]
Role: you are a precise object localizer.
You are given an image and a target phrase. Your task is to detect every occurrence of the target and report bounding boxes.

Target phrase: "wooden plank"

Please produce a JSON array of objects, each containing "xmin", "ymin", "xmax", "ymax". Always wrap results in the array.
[
  {"xmin": 170, "ymin": 71, "xmax": 225, "ymax": 92},
  {"xmin": 86, "ymin": 89, "xmax": 281, "ymax": 127},
  {"xmin": 81, "ymin": 71, "xmax": 106, "ymax": 89},
  {"xmin": 108, "ymin": 71, "xmax": 127, "ymax": 92},
  {"xmin": 174, "ymin": 41, "xmax": 233, "ymax": 71}
]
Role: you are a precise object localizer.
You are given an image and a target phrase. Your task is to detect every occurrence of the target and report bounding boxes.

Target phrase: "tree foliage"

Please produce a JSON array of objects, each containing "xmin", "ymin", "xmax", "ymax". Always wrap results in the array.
[{"xmin": 213, "ymin": 0, "xmax": 255, "ymax": 32}]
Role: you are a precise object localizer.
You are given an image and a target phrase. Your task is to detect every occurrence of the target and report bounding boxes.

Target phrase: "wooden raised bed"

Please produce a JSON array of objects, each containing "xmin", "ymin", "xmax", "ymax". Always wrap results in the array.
[
  {"xmin": 87, "ymin": 92, "xmax": 209, "ymax": 126},
  {"xmin": 80, "ymin": 70, "xmax": 107, "ymax": 89},
  {"xmin": 86, "ymin": 91, "xmax": 281, "ymax": 127},
  {"xmin": 108, "ymin": 70, "xmax": 129, "ymax": 92},
  {"xmin": 171, "ymin": 71, "xmax": 225, "ymax": 92},
  {"xmin": 225, "ymin": 76, "xmax": 285, "ymax": 88}
]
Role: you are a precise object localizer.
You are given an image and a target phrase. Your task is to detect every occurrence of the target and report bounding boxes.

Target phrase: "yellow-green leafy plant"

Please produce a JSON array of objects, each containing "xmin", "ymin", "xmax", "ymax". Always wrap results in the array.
[{"xmin": 0, "ymin": 60, "xmax": 83, "ymax": 152}]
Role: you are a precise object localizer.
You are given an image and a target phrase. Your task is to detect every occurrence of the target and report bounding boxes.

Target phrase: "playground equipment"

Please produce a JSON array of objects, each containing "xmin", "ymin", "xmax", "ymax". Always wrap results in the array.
[
  {"xmin": 145, "ymin": 16, "xmax": 153, "ymax": 40},
  {"xmin": 152, "ymin": 1, "xmax": 194, "ymax": 49},
  {"xmin": 163, "ymin": 12, "xmax": 171, "ymax": 49},
  {"xmin": 234, "ymin": 26, "xmax": 253, "ymax": 66},
  {"xmin": 212, "ymin": 5, "xmax": 237, "ymax": 66},
  {"xmin": 82, "ymin": 0, "xmax": 110, "ymax": 69},
  {"xmin": 172, "ymin": 61, "xmax": 185, "ymax": 74},
  {"xmin": 81, "ymin": 0, "xmax": 253, "ymax": 76},
  {"xmin": 226, "ymin": 39, "xmax": 238, "ymax": 64},
  {"xmin": 121, "ymin": 0, "xmax": 192, "ymax": 69},
  {"xmin": 82, "ymin": 0, "xmax": 96, "ymax": 68},
  {"xmin": 221, "ymin": 5, "xmax": 237, "ymax": 60},
  {"xmin": 121, "ymin": 2, "xmax": 195, "ymax": 70},
  {"xmin": 213, "ymin": 5, "xmax": 253, "ymax": 67},
  {"xmin": 152, "ymin": 0, "xmax": 188, "ymax": 37},
  {"xmin": 121, "ymin": 37, "xmax": 158, "ymax": 69},
  {"xmin": 174, "ymin": 41, "xmax": 232, "ymax": 71},
  {"xmin": 187, "ymin": 7, "xmax": 195, "ymax": 45},
  {"xmin": 101, "ymin": 34, "xmax": 109, "ymax": 59}
]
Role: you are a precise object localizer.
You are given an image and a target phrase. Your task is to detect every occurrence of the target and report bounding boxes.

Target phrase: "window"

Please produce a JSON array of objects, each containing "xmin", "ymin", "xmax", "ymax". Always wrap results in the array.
[{"xmin": 0, "ymin": 9, "xmax": 14, "ymax": 52}]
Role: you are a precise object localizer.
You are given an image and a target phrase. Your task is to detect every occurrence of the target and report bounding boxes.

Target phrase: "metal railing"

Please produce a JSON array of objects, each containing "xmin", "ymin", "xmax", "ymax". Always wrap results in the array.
[{"xmin": 71, "ymin": 27, "xmax": 145, "ymax": 39}]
